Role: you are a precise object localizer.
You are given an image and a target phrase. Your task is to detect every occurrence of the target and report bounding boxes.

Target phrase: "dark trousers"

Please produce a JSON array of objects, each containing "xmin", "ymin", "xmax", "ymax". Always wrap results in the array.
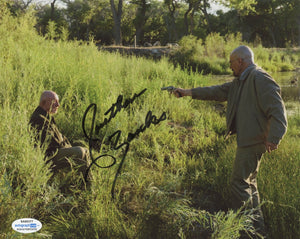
[
  {"xmin": 46, "ymin": 146, "xmax": 91, "ymax": 189},
  {"xmin": 231, "ymin": 143, "xmax": 266, "ymax": 236},
  {"xmin": 48, "ymin": 146, "xmax": 89, "ymax": 174}
]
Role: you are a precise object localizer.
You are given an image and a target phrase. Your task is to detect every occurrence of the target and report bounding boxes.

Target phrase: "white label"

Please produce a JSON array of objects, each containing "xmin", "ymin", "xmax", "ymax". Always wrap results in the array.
[{"xmin": 12, "ymin": 218, "xmax": 42, "ymax": 234}]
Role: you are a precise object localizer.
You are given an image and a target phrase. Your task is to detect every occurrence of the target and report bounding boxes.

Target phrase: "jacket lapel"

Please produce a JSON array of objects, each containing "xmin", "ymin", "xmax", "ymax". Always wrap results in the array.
[{"xmin": 226, "ymin": 66, "xmax": 257, "ymax": 138}]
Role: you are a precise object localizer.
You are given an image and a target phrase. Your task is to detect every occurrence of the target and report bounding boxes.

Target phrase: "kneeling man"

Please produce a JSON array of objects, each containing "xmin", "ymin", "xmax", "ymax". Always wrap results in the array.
[{"xmin": 29, "ymin": 90, "xmax": 90, "ymax": 185}]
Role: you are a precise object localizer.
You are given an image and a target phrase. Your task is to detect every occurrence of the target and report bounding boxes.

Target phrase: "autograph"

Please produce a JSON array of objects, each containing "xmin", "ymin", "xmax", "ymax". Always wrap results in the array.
[
  {"xmin": 82, "ymin": 88, "xmax": 167, "ymax": 199},
  {"xmin": 95, "ymin": 88, "xmax": 147, "ymax": 134}
]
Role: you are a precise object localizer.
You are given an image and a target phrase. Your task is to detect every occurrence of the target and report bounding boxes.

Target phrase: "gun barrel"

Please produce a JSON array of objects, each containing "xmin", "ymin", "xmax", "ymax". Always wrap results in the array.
[
  {"xmin": 161, "ymin": 86, "xmax": 175, "ymax": 91},
  {"xmin": 161, "ymin": 86, "xmax": 182, "ymax": 97}
]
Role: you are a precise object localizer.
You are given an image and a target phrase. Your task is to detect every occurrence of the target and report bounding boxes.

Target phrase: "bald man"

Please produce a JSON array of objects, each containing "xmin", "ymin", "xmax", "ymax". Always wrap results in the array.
[
  {"xmin": 173, "ymin": 46, "xmax": 287, "ymax": 237},
  {"xmin": 29, "ymin": 91, "xmax": 90, "ymax": 185}
]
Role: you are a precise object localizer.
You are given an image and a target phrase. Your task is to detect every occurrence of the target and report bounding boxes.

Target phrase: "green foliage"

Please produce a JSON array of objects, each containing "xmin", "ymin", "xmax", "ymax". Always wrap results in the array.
[
  {"xmin": 170, "ymin": 34, "xmax": 299, "ymax": 75},
  {"xmin": 0, "ymin": 9, "xmax": 299, "ymax": 239},
  {"xmin": 60, "ymin": 26, "xmax": 70, "ymax": 42},
  {"xmin": 46, "ymin": 20, "xmax": 57, "ymax": 40},
  {"xmin": 205, "ymin": 33, "xmax": 226, "ymax": 58},
  {"xmin": 5, "ymin": 0, "xmax": 298, "ymax": 47},
  {"xmin": 259, "ymin": 116, "xmax": 300, "ymax": 239},
  {"xmin": 254, "ymin": 46, "xmax": 298, "ymax": 72},
  {"xmin": 219, "ymin": 0, "xmax": 257, "ymax": 14},
  {"xmin": 244, "ymin": 0, "xmax": 300, "ymax": 47},
  {"xmin": 170, "ymin": 33, "xmax": 242, "ymax": 74}
]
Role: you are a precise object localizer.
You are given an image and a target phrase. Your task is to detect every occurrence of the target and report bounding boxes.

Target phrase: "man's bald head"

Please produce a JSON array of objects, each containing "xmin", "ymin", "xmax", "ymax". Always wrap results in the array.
[
  {"xmin": 39, "ymin": 90, "xmax": 60, "ymax": 114},
  {"xmin": 230, "ymin": 45, "xmax": 254, "ymax": 65},
  {"xmin": 229, "ymin": 45, "xmax": 255, "ymax": 77}
]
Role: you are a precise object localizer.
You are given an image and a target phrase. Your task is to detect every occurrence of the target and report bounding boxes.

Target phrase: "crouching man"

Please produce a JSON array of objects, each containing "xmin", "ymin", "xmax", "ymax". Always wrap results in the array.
[{"xmin": 29, "ymin": 90, "xmax": 90, "ymax": 189}]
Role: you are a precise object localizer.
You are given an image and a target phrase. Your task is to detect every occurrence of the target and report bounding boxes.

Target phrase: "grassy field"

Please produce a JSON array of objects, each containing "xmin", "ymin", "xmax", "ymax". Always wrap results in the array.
[{"xmin": 0, "ymin": 7, "xmax": 299, "ymax": 239}]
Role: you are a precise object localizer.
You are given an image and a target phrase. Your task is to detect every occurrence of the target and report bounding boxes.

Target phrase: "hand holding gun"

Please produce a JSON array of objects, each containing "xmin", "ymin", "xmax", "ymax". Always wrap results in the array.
[{"xmin": 161, "ymin": 86, "xmax": 182, "ymax": 97}]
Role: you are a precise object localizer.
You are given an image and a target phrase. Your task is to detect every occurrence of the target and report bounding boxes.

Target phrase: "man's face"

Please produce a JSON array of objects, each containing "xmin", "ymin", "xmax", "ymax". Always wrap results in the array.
[
  {"xmin": 45, "ymin": 94, "xmax": 60, "ymax": 114},
  {"xmin": 230, "ymin": 55, "xmax": 242, "ymax": 77}
]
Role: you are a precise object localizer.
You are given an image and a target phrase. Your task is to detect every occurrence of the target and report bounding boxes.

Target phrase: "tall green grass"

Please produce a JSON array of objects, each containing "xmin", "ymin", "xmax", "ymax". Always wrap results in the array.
[{"xmin": 0, "ymin": 7, "xmax": 299, "ymax": 239}]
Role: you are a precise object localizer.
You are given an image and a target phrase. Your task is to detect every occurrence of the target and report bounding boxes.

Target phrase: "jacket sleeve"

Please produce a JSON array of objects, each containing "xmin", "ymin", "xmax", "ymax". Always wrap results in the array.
[
  {"xmin": 29, "ymin": 114, "xmax": 48, "ymax": 146},
  {"xmin": 191, "ymin": 82, "xmax": 232, "ymax": 102},
  {"xmin": 254, "ymin": 71, "xmax": 287, "ymax": 144}
]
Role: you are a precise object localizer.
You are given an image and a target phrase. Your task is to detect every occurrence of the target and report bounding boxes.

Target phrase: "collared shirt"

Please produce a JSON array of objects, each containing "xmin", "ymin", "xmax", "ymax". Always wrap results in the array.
[
  {"xmin": 230, "ymin": 64, "xmax": 255, "ymax": 135},
  {"xmin": 239, "ymin": 63, "xmax": 256, "ymax": 81}
]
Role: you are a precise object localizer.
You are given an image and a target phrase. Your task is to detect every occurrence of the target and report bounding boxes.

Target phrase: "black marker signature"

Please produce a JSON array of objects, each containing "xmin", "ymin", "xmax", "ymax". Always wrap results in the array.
[
  {"xmin": 82, "ymin": 89, "xmax": 166, "ymax": 199},
  {"xmin": 95, "ymin": 88, "xmax": 147, "ymax": 134},
  {"xmin": 107, "ymin": 110, "xmax": 166, "ymax": 199}
]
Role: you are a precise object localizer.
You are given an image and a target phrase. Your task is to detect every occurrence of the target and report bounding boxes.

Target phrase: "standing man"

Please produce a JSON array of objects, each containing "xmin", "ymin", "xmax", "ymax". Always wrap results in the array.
[
  {"xmin": 172, "ymin": 45, "xmax": 287, "ymax": 237},
  {"xmin": 29, "ymin": 90, "xmax": 90, "ymax": 185}
]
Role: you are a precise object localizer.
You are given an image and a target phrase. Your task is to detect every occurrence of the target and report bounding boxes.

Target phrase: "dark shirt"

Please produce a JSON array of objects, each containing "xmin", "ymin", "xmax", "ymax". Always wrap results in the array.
[{"xmin": 29, "ymin": 106, "xmax": 70, "ymax": 157}]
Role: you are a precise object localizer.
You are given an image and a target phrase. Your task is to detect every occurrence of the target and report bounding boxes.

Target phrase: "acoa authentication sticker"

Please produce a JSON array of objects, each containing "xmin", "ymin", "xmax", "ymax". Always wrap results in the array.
[{"xmin": 12, "ymin": 218, "xmax": 42, "ymax": 234}]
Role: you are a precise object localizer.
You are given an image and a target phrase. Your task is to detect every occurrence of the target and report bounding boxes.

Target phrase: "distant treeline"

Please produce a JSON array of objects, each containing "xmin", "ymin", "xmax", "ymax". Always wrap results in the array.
[{"xmin": 5, "ymin": 0, "xmax": 300, "ymax": 47}]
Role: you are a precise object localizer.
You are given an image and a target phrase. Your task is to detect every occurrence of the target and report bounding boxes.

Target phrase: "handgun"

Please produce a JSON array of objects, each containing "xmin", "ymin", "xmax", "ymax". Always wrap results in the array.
[
  {"xmin": 161, "ymin": 86, "xmax": 182, "ymax": 97},
  {"xmin": 161, "ymin": 86, "xmax": 176, "ymax": 92}
]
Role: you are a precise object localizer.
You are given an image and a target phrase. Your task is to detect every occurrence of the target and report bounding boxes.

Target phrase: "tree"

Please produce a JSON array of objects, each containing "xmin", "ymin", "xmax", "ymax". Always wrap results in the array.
[
  {"xmin": 50, "ymin": 0, "xmax": 57, "ymax": 20},
  {"xmin": 12, "ymin": 0, "xmax": 33, "ymax": 10},
  {"xmin": 199, "ymin": 0, "xmax": 212, "ymax": 33},
  {"xmin": 110, "ymin": 0, "xmax": 123, "ymax": 45},
  {"xmin": 217, "ymin": 0, "xmax": 257, "ymax": 14},
  {"xmin": 35, "ymin": 4, "xmax": 67, "ymax": 36},
  {"xmin": 144, "ymin": 1, "xmax": 170, "ymax": 44},
  {"xmin": 240, "ymin": 0, "xmax": 300, "ymax": 46},
  {"xmin": 183, "ymin": 0, "xmax": 210, "ymax": 36},
  {"xmin": 7, "ymin": 0, "xmax": 34, "ymax": 15},
  {"xmin": 183, "ymin": 0, "xmax": 194, "ymax": 35},
  {"xmin": 132, "ymin": 0, "xmax": 151, "ymax": 45},
  {"xmin": 164, "ymin": 0, "xmax": 179, "ymax": 42}
]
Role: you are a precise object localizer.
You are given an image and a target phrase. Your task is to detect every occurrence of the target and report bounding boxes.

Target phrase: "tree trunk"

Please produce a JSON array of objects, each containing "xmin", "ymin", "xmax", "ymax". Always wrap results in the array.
[
  {"xmin": 190, "ymin": 1, "xmax": 200, "ymax": 35},
  {"xmin": 201, "ymin": 0, "xmax": 212, "ymax": 33},
  {"xmin": 166, "ymin": 1, "xmax": 178, "ymax": 42},
  {"xmin": 50, "ymin": 0, "xmax": 57, "ymax": 21},
  {"xmin": 110, "ymin": 0, "xmax": 123, "ymax": 45},
  {"xmin": 169, "ymin": 14, "xmax": 178, "ymax": 41},
  {"xmin": 135, "ymin": 0, "xmax": 148, "ymax": 45},
  {"xmin": 184, "ymin": 4, "xmax": 192, "ymax": 35}
]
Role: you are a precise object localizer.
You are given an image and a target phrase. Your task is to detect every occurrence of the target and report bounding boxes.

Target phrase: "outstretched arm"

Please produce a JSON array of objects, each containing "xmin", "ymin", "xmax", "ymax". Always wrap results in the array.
[{"xmin": 172, "ymin": 82, "xmax": 232, "ymax": 102}]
